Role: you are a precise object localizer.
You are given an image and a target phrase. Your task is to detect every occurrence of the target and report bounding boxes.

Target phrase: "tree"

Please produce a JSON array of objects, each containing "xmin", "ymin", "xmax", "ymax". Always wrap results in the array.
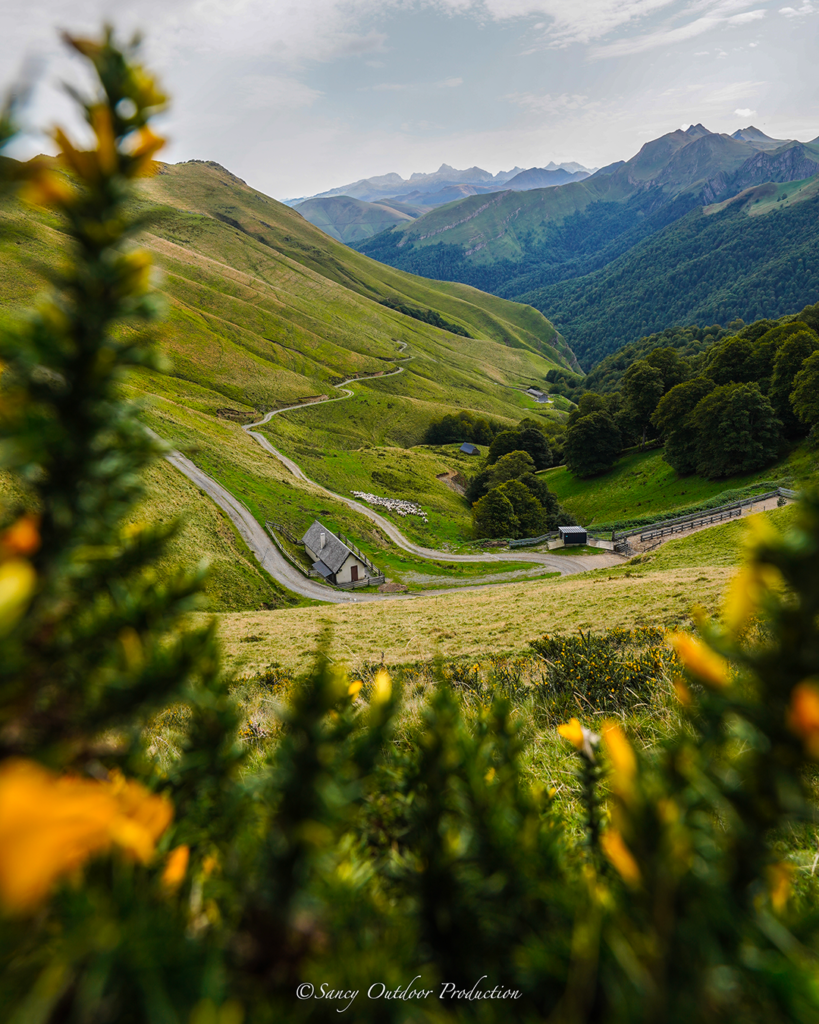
[
  {"xmin": 645, "ymin": 346, "xmax": 691, "ymax": 393},
  {"xmin": 791, "ymin": 350, "xmax": 819, "ymax": 439},
  {"xmin": 472, "ymin": 488, "xmax": 518, "ymax": 538},
  {"xmin": 705, "ymin": 335, "xmax": 757, "ymax": 386},
  {"xmin": 467, "ymin": 450, "xmax": 538, "ymax": 503},
  {"xmin": 518, "ymin": 427, "xmax": 552, "ymax": 470},
  {"xmin": 496, "ymin": 479, "xmax": 549, "ymax": 537},
  {"xmin": 567, "ymin": 392, "xmax": 607, "ymax": 427},
  {"xmin": 652, "ymin": 376, "xmax": 716, "ymax": 475},
  {"xmin": 564, "ymin": 412, "xmax": 622, "ymax": 478},
  {"xmin": 620, "ymin": 360, "xmax": 664, "ymax": 448},
  {"xmin": 488, "ymin": 430, "xmax": 525, "ymax": 464},
  {"xmin": 768, "ymin": 330, "xmax": 819, "ymax": 436},
  {"xmin": 693, "ymin": 382, "xmax": 782, "ymax": 479},
  {"xmin": 519, "ymin": 473, "xmax": 575, "ymax": 529}
]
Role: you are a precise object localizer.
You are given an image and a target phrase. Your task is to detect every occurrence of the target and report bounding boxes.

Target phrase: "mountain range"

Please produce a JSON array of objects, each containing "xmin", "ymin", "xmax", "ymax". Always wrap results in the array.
[
  {"xmin": 290, "ymin": 163, "xmax": 593, "ymax": 243},
  {"xmin": 351, "ymin": 124, "xmax": 819, "ymax": 367}
]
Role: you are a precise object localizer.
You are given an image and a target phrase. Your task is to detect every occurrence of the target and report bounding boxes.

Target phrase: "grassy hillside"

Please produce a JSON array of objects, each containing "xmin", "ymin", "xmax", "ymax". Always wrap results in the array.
[
  {"xmin": 0, "ymin": 158, "xmax": 589, "ymax": 606},
  {"xmin": 210, "ymin": 503, "xmax": 797, "ymax": 674},
  {"xmin": 293, "ymin": 195, "xmax": 420, "ymax": 244},
  {"xmin": 542, "ymin": 446, "xmax": 814, "ymax": 528}
]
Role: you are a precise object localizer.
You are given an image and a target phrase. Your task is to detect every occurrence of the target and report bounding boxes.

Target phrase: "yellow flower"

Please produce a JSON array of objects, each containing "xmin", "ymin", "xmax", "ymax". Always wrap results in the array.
[
  {"xmin": 371, "ymin": 668, "xmax": 392, "ymax": 706},
  {"xmin": 767, "ymin": 861, "xmax": 794, "ymax": 913},
  {"xmin": 127, "ymin": 127, "xmax": 166, "ymax": 177},
  {"xmin": 19, "ymin": 160, "xmax": 74, "ymax": 208},
  {"xmin": 90, "ymin": 104, "xmax": 118, "ymax": 176},
  {"xmin": 602, "ymin": 722, "xmax": 636, "ymax": 801},
  {"xmin": 668, "ymin": 632, "xmax": 731, "ymax": 689},
  {"xmin": 0, "ymin": 559, "xmax": 36, "ymax": 636},
  {"xmin": 722, "ymin": 563, "xmax": 782, "ymax": 633},
  {"xmin": 557, "ymin": 718, "xmax": 599, "ymax": 760},
  {"xmin": 1, "ymin": 514, "xmax": 41, "ymax": 557},
  {"xmin": 347, "ymin": 679, "xmax": 363, "ymax": 698},
  {"xmin": 0, "ymin": 760, "xmax": 173, "ymax": 913},
  {"xmin": 161, "ymin": 845, "xmax": 190, "ymax": 892},
  {"xmin": 557, "ymin": 718, "xmax": 584, "ymax": 749},
  {"xmin": 786, "ymin": 681, "xmax": 819, "ymax": 759},
  {"xmin": 601, "ymin": 830, "xmax": 641, "ymax": 888}
]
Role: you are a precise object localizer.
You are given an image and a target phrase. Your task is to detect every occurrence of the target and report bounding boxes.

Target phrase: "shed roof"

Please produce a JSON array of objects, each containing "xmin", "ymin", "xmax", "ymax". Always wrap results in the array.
[
  {"xmin": 301, "ymin": 521, "xmax": 353, "ymax": 574},
  {"xmin": 460, "ymin": 442, "xmax": 479, "ymax": 454},
  {"xmin": 559, "ymin": 526, "xmax": 587, "ymax": 535}
]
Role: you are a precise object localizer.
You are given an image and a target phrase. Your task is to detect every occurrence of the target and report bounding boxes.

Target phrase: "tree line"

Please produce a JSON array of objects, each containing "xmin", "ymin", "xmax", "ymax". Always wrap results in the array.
[{"xmin": 558, "ymin": 304, "xmax": 819, "ymax": 479}]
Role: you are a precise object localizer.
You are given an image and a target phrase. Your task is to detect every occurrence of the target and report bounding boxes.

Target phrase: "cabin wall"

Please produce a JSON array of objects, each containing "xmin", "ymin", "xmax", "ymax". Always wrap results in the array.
[{"xmin": 335, "ymin": 554, "xmax": 368, "ymax": 584}]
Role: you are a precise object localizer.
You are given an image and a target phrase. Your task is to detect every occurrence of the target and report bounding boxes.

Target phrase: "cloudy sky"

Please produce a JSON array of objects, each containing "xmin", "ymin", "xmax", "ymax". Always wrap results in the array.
[{"xmin": 1, "ymin": 0, "xmax": 818, "ymax": 199}]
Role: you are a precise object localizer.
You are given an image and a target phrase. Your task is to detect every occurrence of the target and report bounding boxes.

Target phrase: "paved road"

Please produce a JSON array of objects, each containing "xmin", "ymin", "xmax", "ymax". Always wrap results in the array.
[
  {"xmin": 155, "ymin": 353, "xmax": 624, "ymax": 604},
  {"xmin": 242, "ymin": 368, "xmax": 624, "ymax": 578}
]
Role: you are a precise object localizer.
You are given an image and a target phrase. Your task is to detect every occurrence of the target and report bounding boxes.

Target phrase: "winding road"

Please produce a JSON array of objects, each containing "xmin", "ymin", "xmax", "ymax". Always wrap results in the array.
[{"xmin": 159, "ymin": 348, "xmax": 624, "ymax": 603}]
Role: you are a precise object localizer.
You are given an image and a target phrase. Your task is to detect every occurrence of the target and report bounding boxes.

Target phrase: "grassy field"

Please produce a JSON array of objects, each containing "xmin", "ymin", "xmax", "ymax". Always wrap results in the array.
[
  {"xmin": 542, "ymin": 446, "xmax": 814, "ymax": 527},
  {"xmin": 208, "ymin": 503, "xmax": 798, "ymax": 673}
]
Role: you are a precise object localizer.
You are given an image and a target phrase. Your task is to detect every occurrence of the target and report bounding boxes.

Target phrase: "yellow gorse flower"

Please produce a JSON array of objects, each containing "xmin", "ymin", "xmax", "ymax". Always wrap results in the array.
[
  {"xmin": 161, "ymin": 845, "xmax": 190, "ymax": 892},
  {"xmin": 372, "ymin": 669, "xmax": 392, "ymax": 706},
  {"xmin": 602, "ymin": 721, "xmax": 636, "ymax": 802},
  {"xmin": 557, "ymin": 718, "xmax": 584, "ymax": 749},
  {"xmin": 767, "ymin": 861, "xmax": 794, "ymax": 913},
  {"xmin": 668, "ymin": 632, "xmax": 731, "ymax": 689},
  {"xmin": 786, "ymin": 680, "xmax": 819, "ymax": 758},
  {"xmin": 601, "ymin": 830, "xmax": 641, "ymax": 888},
  {"xmin": 0, "ymin": 559, "xmax": 36, "ymax": 637},
  {"xmin": 722, "ymin": 562, "xmax": 782, "ymax": 634},
  {"xmin": 0, "ymin": 759, "xmax": 173, "ymax": 913}
]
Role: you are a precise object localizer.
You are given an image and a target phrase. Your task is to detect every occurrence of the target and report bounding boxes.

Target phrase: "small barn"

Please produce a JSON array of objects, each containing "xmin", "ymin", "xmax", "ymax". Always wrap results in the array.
[
  {"xmin": 302, "ymin": 521, "xmax": 370, "ymax": 585},
  {"xmin": 559, "ymin": 525, "xmax": 588, "ymax": 546},
  {"xmin": 460, "ymin": 442, "xmax": 480, "ymax": 455}
]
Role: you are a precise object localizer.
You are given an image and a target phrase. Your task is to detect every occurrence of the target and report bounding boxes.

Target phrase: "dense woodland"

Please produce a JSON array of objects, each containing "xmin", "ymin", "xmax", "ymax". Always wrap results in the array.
[{"xmin": 553, "ymin": 304, "xmax": 819, "ymax": 480}]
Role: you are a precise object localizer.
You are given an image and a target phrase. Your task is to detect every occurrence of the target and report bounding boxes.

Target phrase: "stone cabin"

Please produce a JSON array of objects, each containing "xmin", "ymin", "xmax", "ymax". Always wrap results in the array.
[{"xmin": 301, "ymin": 521, "xmax": 369, "ymax": 585}]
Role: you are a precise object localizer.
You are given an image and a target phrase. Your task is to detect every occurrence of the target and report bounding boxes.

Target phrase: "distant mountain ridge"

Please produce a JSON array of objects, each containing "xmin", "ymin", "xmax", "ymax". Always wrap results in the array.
[
  {"xmin": 283, "ymin": 159, "xmax": 594, "ymax": 206},
  {"xmin": 351, "ymin": 122, "xmax": 819, "ymax": 367}
]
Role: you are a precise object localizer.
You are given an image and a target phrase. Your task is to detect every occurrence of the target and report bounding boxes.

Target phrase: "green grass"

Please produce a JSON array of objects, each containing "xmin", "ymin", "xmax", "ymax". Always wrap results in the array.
[{"xmin": 541, "ymin": 447, "xmax": 812, "ymax": 528}]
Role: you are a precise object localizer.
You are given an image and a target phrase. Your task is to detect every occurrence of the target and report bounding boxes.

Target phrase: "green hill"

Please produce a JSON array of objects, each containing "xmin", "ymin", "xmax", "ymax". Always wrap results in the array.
[
  {"xmin": 293, "ymin": 194, "xmax": 422, "ymax": 245},
  {"xmin": 0, "ymin": 158, "xmax": 579, "ymax": 608}
]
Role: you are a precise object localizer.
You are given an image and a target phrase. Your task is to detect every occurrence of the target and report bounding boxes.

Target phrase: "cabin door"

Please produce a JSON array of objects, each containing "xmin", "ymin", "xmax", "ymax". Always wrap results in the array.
[{"xmin": 350, "ymin": 564, "xmax": 359, "ymax": 582}]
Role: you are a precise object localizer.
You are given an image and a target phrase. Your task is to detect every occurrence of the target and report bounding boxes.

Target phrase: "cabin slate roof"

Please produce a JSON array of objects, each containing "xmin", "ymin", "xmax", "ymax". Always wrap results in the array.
[
  {"xmin": 559, "ymin": 526, "xmax": 586, "ymax": 536},
  {"xmin": 460, "ymin": 442, "xmax": 479, "ymax": 455},
  {"xmin": 301, "ymin": 521, "xmax": 353, "ymax": 574}
]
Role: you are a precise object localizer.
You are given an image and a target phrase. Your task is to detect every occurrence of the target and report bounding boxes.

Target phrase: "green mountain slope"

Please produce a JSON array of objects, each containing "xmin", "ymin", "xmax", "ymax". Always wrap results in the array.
[
  {"xmin": 354, "ymin": 127, "xmax": 819, "ymax": 367},
  {"xmin": 293, "ymin": 194, "xmax": 421, "ymax": 244},
  {"xmin": 0, "ymin": 158, "xmax": 580, "ymax": 609},
  {"xmin": 519, "ymin": 187, "xmax": 819, "ymax": 367}
]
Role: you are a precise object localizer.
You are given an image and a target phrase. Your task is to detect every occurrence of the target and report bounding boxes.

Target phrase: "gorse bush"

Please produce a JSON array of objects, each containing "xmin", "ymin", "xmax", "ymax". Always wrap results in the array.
[
  {"xmin": 2, "ymin": 28, "xmax": 819, "ymax": 1024},
  {"xmin": 530, "ymin": 626, "xmax": 673, "ymax": 716}
]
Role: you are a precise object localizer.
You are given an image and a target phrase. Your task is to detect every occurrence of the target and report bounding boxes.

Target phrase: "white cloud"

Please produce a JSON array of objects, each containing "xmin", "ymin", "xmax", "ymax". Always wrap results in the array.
[
  {"xmin": 779, "ymin": 3, "xmax": 816, "ymax": 15},
  {"xmin": 591, "ymin": 3, "xmax": 767, "ymax": 58},
  {"xmin": 241, "ymin": 74, "xmax": 323, "ymax": 110},
  {"xmin": 734, "ymin": 106, "xmax": 756, "ymax": 116},
  {"xmin": 727, "ymin": 9, "xmax": 766, "ymax": 22},
  {"xmin": 437, "ymin": 76, "xmax": 464, "ymax": 87}
]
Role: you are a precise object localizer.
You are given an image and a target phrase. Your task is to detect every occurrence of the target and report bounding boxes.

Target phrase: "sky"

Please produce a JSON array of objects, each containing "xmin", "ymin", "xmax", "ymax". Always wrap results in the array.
[{"xmin": 1, "ymin": 0, "xmax": 818, "ymax": 199}]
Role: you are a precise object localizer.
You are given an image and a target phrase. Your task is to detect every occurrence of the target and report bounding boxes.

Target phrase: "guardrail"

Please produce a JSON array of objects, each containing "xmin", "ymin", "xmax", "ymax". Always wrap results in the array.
[
  {"xmin": 610, "ymin": 487, "xmax": 799, "ymax": 550},
  {"xmin": 611, "ymin": 488, "xmax": 796, "ymax": 542},
  {"xmin": 508, "ymin": 532, "xmax": 558, "ymax": 548},
  {"xmin": 639, "ymin": 504, "xmax": 742, "ymax": 542}
]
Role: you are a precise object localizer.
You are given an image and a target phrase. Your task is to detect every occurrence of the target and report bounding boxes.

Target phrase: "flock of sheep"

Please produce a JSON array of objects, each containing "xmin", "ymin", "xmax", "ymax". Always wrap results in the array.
[{"xmin": 351, "ymin": 491, "xmax": 429, "ymax": 522}]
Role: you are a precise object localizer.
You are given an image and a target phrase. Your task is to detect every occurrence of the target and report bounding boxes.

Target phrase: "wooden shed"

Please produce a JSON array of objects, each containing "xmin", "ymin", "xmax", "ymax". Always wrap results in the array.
[
  {"xmin": 460, "ymin": 442, "xmax": 480, "ymax": 455},
  {"xmin": 559, "ymin": 525, "xmax": 588, "ymax": 546}
]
